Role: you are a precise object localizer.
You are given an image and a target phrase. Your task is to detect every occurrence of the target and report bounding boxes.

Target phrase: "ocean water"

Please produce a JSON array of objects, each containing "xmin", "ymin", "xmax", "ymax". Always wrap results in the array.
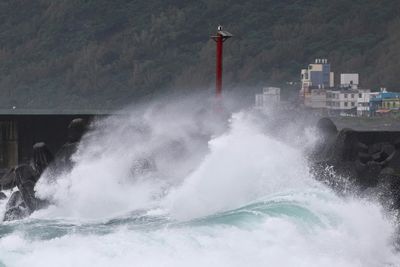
[{"xmin": 0, "ymin": 99, "xmax": 399, "ymax": 267}]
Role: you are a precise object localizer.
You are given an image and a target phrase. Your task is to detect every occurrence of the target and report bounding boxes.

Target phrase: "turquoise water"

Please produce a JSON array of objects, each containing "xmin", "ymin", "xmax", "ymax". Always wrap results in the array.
[{"xmin": 0, "ymin": 189, "xmax": 398, "ymax": 267}]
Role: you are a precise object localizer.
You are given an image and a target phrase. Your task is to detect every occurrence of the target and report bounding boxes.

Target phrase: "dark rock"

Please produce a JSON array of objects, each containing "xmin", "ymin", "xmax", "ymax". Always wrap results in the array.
[
  {"xmin": 5, "ymin": 191, "xmax": 24, "ymax": 210},
  {"xmin": 316, "ymin": 117, "xmax": 338, "ymax": 137},
  {"xmin": 50, "ymin": 118, "xmax": 87, "ymax": 174},
  {"xmin": 52, "ymin": 142, "xmax": 79, "ymax": 173},
  {"xmin": 311, "ymin": 119, "xmax": 400, "ymax": 229},
  {"xmin": 0, "ymin": 191, "xmax": 6, "ymax": 200},
  {"xmin": 14, "ymin": 165, "xmax": 39, "ymax": 213},
  {"xmin": 67, "ymin": 118, "xmax": 87, "ymax": 143},
  {"xmin": 368, "ymin": 143, "xmax": 383, "ymax": 155},
  {"xmin": 3, "ymin": 206, "xmax": 28, "ymax": 221},
  {"xmin": 312, "ymin": 118, "xmax": 339, "ymax": 162},
  {"xmin": 360, "ymin": 161, "xmax": 382, "ymax": 188},
  {"xmin": 0, "ymin": 168, "xmax": 16, "ymax": 190},
  {"xmin": 4, "ymin": 164, "xmax": 48, "ymax": 220},
  {"xmin": 381, "ymin": 167, "xmax": 395, "ymax": 175},
  {"xmin": 366, "ymin": 142, "xmax": 395, "ymax": 163},
  {"xmin": 394, "ymin": 138, "xmax": 400, "ymax": 150},
  {"xmin": 355, "ymin": 160, "xmax": 367, "ymax": 173},
  {"xmin": 3, "ymin": 142, "xmax": 53, "ymax": 220},
  {"xmin": 381, "ymin": 143, "xmax": 395, "ymax": 156},
  {"xmin": 358, "ymin": 152, "xmax": 372, "ymax": 164},
  {"xmin": 357, "ymin": 142, "xmax": 369, "ymax": 153},
  {"xmin": 385, "ymin": 151, "xmax": 400, "ymax": 171},
  {"xmin": 377, "ymin": 174, "xmax": 400, "ymax": 210},
  {"xmin": 3, "ymin": 191, "xmax": 27, "ymax": 221},
  {"xmin": 313, "ymin": 127, "xmax": 358, "ymax": 165},
  {"xmin": 371, "ymin": 151, "xmax": 386, "ymax": 162},
  {"xmin": 32, "ymin": 142, "xmax": 54, "ymax": 176}
]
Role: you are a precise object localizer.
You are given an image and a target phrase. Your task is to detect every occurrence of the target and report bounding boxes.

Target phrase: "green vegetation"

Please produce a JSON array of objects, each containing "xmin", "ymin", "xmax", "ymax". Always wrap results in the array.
[{"xmin": 0, "ymin": 0, "xmax": 399, "ymax": 109}]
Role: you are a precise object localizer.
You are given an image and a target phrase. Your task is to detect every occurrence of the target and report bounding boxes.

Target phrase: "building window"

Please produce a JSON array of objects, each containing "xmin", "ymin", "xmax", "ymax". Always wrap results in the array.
[
  {"xmin": 351, "ymin": 94, "xmax": 354, "ymax": 98},
  {"xmin": 359, "ymin": 93, "xmax": 362, "ymax": 98},
  {"xmin": 344, "ymin": 94, "xmax": 348, "ymax": 98},
  {"xmin": 351, "ymin": 102, "xmax": 355, "ymax": 107},
  {"xmin": 344, "ymin": 102, "xmax": 348, "ymax": 107}
]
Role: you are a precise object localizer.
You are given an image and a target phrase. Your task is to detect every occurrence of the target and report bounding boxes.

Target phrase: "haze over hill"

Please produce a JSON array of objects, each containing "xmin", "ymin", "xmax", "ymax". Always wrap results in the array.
[{"xmin": 0, "ymin": 0, "xmax": 399, "ymax": 109}]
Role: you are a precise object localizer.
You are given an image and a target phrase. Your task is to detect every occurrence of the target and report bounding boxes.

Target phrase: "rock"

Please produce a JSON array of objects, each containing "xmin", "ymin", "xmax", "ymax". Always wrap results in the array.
[
  {"xmin": 3, "ymin": 142, "xmax": 54, "ymax": 219},
  {"xmin": 316, "ymin": 117, "xmax": 338, "ymax": 137},
  {"xmin": 311, "ymin": 119, "xmax": 400, "ymax": 222},
  {"xmin": 0, "ymin": 168, "xmax": 16, "ymax": 190},
  {"xmin": 1, "ymin": 126, "xmax": 79, "ymax": 221},
  {"xmin": 5, "ymin": 191, "xmax": 24, "ymax": 210},
  {"xmin": 358, "ymin": 152, "xmax": 371, "ymax": 164},
  {"xmin": 51, "ymin": 142, "xmax": 79, "ymax": 173},
  {"xmin": 366, "ymin": 142, "xmax": 395, "ymax": 163},
  {"xmin": 130, "ymin": 158, "xmax": 156, "ymax": 177},
  {"xmin": 0, "ymin": 191, "xmax": 6, "ymax": 200},
  {"xmin": 381, "ymin": 167, "xmax": 395, "ymax": 175},
  {"xmin": 377, "ymin": 174, "xmax": 400, "ymax": 210},
  {"xmin": 368, "ymin": 143, "xmax": 383, "ymax": 155},
  {"xmin": 312, "ymin": 118, "xmax": 339, "ymax": 161},
  {"xmin": 385, "ymin": 151, "xmax": 400, "ymax": 171},
  {"xmin": 14, "ymin": 165, "xmax": 39, "ymax": 213},
  {"xmin": 3, "ymin": 163, "xmax": 48, "ymax": 220},
  {"xmin": 360, "ymin": 161, "xmax": 382, "ymax": 188},
  {"xmin": 32, "ymin": 142, "xmax": 54, "ymax": 176},
  {"xmin": 3, "ymin": 191, "xmax": 28, "ymax": 221},
  {"xmin": 67, "ymin": 118, "xmax": 87, "ymax": 143},
  {"xmin": 357, "ymin": 142, "xmax": 369, "ymax": 153},
  {"xmin": 3, "ymin": 206, "xmax": 28, "ymax": 221},
  {"xmin": 312, "ymin": 127, "xmax": 361, "ymax": 171},
  {"xmin": 394, "ymin": 138, "xmax": 400, "ymax": 150},
  {"xmin": 355, "ymin": 159, "xmax": 367, "ymax": 173},
  {"xmin": 381, "ymin": 143, "xmax": 395, "ymax": 157},
  {"xmin": 50, "ymin": 118, "xmax": 88, "ymax": 174},
  {"xmin": 371, "ymin": 151, "xmax": 386, "ymax": 162}
]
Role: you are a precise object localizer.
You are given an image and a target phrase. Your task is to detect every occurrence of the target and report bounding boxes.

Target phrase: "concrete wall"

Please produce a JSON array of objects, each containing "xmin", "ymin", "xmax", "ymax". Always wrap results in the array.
[{"xmin": 0, "ymin": 115, "xmax": 95, "ymax": 171}]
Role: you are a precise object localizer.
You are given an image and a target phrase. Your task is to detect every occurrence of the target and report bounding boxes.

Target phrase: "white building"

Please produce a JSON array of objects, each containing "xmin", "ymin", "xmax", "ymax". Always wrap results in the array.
[
  {"xmin": 340, "ymin": 73, "xmax": 359, "ymax": 89},
  {"xmin": 304, "ymin": 89, "xmax": 327, "ymax": 109},
  {"xmin": 324, "ymin": 88, "xmax": 376, "ymax": 116},
  {"xmin": 356, "ymin": 89, "xmax": 378, "ymax": 116},
  {"xmin": 255, "ymin": 87, "xmax": 280, "ymax": 109},
  {"xmin": 326, "ymin": 90, "xmax": 358, "ymax": 114}
]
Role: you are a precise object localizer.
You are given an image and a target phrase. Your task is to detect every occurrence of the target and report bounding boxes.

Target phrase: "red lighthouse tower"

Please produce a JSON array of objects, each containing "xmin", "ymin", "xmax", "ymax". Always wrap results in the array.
[{"xmin": 211, "ymin": 25, "xmax": 233, "ymax": 97}]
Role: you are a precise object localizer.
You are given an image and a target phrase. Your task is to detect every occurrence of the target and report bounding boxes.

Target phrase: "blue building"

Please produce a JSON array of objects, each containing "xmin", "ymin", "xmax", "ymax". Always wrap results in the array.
[
  {"xmin": 369, "ymin": 90, "xmax": 400, "ymax": 115},
  {"xmin": 301, "ymin": 59, "xmax": 334, "ymax": 93}
]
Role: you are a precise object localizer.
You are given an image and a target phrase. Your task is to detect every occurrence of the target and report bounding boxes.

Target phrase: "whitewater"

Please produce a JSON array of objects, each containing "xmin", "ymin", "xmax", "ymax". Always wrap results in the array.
[{"xmin": 0, "ymin": 96, "xmax": 399, "ymax": 267}]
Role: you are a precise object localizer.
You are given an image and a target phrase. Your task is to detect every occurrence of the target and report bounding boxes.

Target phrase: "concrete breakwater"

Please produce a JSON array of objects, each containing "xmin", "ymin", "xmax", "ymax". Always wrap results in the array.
[
  {"xmin": 1, "ymin": 111, "xmax": 400, "ymax": 228},
  {"xmin": 312, "ymin": 117, "xmax": 400, "ymax": 213}
]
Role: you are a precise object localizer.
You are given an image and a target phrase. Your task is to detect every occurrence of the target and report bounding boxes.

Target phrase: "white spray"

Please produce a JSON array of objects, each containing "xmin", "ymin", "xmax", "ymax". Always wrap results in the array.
[{"xmin": 0, "ymin": 94, "xmax": 398, "ymax": 266}]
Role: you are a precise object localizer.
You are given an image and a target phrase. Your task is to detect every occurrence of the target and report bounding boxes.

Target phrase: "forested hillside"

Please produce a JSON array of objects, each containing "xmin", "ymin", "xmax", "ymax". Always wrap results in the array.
[{"xmin": 0, "ymin": 0, "xmax": 399, "ymax": 109}]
